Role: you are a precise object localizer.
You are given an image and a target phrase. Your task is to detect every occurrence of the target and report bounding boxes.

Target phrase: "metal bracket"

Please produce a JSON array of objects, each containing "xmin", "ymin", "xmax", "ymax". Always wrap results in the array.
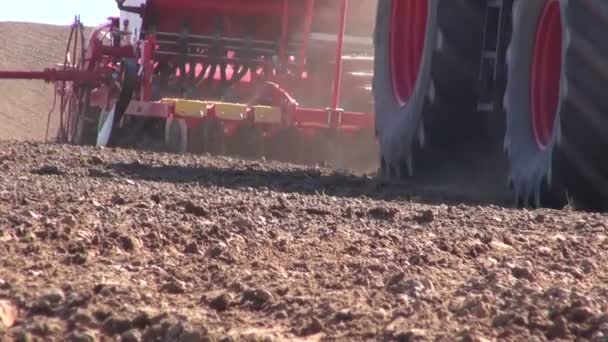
[
  {"xmin": 477, "ymin": 0, "xmax": 513, "ymax": 113},
  {"xmin": 327, "ymin": 107, "xmax": 344, "ymax": 129}
]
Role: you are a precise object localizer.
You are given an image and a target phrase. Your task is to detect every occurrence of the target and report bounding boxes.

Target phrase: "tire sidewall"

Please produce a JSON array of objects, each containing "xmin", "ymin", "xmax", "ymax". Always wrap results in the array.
[
  {"xmin": 372, "ymin": 0, "xmax": 439, "ymax": 167},
  {"xmin": 504, "ymin": 0, "xmax": 568, "ymax": 197}
]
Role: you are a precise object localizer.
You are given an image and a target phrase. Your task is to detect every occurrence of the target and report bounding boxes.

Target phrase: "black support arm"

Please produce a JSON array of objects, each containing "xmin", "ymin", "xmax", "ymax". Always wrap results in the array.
[{"xmin": 115, "ymin": 0, "xmax": 145, "ymax": 16}]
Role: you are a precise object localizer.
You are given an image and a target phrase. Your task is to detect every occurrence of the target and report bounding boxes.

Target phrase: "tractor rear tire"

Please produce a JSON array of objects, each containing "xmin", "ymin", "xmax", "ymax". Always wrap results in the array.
[
  {"xmin": 372, "ymin": 0, "xmax": 486, "ymax": 179},
  {"xmin": 504, "ymin": 0, "xmax": 608, "ymax": 211}
]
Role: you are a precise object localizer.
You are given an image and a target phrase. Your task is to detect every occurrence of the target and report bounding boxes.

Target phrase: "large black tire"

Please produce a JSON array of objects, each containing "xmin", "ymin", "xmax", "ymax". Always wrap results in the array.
[
  {"xmin": 372, "ymin": 0, "xmax": 486, "ymax": 179},
  {"xmin": 505, "ymin": 0, "xmax": 608, "ymax": 211}
]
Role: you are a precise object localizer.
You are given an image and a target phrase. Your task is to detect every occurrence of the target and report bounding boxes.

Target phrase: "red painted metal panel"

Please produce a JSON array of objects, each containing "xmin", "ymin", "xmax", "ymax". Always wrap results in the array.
[
  {"xmin": 147, "ymin": 0, "xmax": 309, "ymax": 17},
  {"xmin": 340, "ymin": 111, "xmax": 375, "ymax": 130},
  {"xmin": 293, "ymin": 108, "xmax": 329, "ymax": 128},
  {"xmin": 141, "ymin": 0, "xmax": 310, "ymax": 43}
]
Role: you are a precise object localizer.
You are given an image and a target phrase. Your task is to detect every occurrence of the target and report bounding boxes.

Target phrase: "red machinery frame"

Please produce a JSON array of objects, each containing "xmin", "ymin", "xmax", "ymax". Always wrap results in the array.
[{"xmin": 0, "ymin": 0, "xmax": 376, "ymax": 153}]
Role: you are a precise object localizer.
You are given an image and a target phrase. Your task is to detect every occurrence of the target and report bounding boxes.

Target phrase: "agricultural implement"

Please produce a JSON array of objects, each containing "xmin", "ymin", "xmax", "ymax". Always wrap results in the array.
[
  {"xmin": 0, "ymin": 0, "xmax": 378, "ymax": 169},
  {"xmin": 374, "ymin": 0, "xmax": 608, "ymax": 211},
  {"xmin": 2, "ymin": 0, "xmax": 607, "ymax": 212}
]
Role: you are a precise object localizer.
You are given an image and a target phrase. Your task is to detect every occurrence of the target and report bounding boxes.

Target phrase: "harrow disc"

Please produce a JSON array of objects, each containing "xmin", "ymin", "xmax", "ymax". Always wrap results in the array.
[
  {"xmin": 71, "ymin": 89, "xmax": 101, "ymax": 146},
  {"xmin": 57, "ymin": 18, "xmax": 86, "ymax": 144},
  {"xmin": 225, "ymin": 123, "xmax": 265, "ymax": 160},
  {"xmin": 165, "ymin": 118, "xmax": 189, "ymax": 153},
  {"xmin": 299, "ymin": 129, "xmax": 338, "ymax": 167},
  {"xmin": 264, "ymin": 127, "xmax": 304, "ymax": 164},
  {"xmin": 201, "ymin": 119, "xmax": 227, "ymax": 156},
  {"xmin": 187, "ymin": 122, "xmax": 206, "ymax": 154},
  {"xmin": 97, "ymin": 58, "xmax": 139, "ymax": 147},
  {"xmin": 333, "ymin": 129, "xmax": 378, "ymax": 172}
]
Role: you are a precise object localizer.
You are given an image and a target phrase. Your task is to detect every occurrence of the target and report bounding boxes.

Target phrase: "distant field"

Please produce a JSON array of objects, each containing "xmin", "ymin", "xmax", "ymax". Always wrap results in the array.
[{"xmin": 0, "ymin": 22, "xmax": 89, "ymax": 141}]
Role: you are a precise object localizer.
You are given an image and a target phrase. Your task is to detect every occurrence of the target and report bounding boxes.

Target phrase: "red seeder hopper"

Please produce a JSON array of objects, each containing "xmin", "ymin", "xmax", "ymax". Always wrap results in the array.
[{"xmin": 0, "ymin": 0, "xmax": 378, "ymax": 169}]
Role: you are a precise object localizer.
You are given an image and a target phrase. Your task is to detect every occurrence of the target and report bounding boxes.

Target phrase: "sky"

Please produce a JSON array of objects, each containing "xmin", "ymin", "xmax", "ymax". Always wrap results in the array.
[{"xmin": 0, "ymin": 1, "xmax": 120, "ymax": 26}]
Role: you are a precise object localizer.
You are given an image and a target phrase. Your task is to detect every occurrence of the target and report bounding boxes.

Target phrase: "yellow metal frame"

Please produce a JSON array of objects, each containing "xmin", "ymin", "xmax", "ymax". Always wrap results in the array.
[
  {"xmin": 161, "ymin": 98, "xmax": 283, "ymax": 124},
  {"xmin": 252, "ymin": 105, "xmax": 282, "ymax": 124}
]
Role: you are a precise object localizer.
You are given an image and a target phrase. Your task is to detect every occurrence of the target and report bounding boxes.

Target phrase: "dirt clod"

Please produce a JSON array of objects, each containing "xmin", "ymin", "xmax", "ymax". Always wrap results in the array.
[
  {"xmin": 102, "ymin": 316, "xmax": 132, "ymax": 335},
  {"xmin": 394, "ymin": 328, "xmax": 427, "ymax": 341},
  {"xmin": 511, "ymin": 266, "xmax": 535, "ymax": 281},
  {"xmin": 183, "ymin": 242, "xmax": 200, "ymax": 254},
  {"xmin": 208, "ymin": 293, "xmax": 232, "ymax": 312},
  {"xmin": 368, "ymin": 206, "xmax": 398, "ymax": 220},
  {"xmin": 120, "ymin": 329, "xmax": 141, "ymax": 342},
  {"xmin": 0, "ymin": 300, "xmax": 17, "ymax": 329},
  {"xmin": 546, "ymin": 316, "xmax": 569, "ymax": 340},
  {"xmin": 161, "ymin": 279, "xmax": 186, "ymax": 294},
  {"xmin": 413, "ymin": 209, "xmax": 434, "ymax": 224},
  {"xmin": 184, "ymin": 201, "xmax": 209, "ymax": 217},
  {"xmin": 31, "ymin": 164, "xmax": 63, "ymax": 175},
  {"xmin": 42, "ymin": 289, "xmax": 65, "ymax": 304},
  {"xmin": 299, "ymin": 317, "xmax": 324, "ymax": 336},
  {"xmin": 87, "ymin": 156, "xmax": 104, "ymax": 165},
  {"xmin": 111, "ymin": 194, "xmax": 127, "ymax": 205},
  {"xmin": 242, "ymin": 288, "xmax": 274, "ymax": 309},
  {"xmin": 567, "ymin": 306, "xmax": 595, "ymax": 323},
  {"xmin": 119, "ymin": 235, "xmax": 138, "ymax": 251}
]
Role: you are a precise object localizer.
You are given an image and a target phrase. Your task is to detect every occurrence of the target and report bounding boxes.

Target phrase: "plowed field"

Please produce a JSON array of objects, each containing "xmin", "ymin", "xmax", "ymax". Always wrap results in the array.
[{"xmin": 0, "ymin": 141, "xmax": 606, "ymax": 341}]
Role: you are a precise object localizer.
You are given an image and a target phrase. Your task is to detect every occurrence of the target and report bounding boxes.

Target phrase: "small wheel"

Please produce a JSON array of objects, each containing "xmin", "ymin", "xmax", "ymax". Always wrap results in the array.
[{"xmin": 165, "ymin": 117, "xmax": 188, "ymax": 153}]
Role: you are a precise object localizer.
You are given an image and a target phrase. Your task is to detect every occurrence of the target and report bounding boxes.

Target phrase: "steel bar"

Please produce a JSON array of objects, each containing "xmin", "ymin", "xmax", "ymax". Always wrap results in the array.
[
  {"xmin": 331, "ymin": 0, "xmax": 349, "ymax": 109},
  {"xmin": 297, "ymin": 0, "xmax": 316, "ymax": 76},
  {"xmin": 0, "ymin": 70, "xmax": 105, "ymax": 83}
]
